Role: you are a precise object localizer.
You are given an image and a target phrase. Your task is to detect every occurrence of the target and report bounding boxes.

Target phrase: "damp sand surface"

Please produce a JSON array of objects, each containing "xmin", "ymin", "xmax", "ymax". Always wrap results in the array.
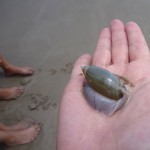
[{"xmin": 0, "ymin": 0, "xmax": 150, "ymax": 149}]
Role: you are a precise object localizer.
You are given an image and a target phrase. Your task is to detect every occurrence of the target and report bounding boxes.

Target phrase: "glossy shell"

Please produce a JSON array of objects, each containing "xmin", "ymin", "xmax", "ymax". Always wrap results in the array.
[
  {"xmin": 82, "ymin": 66, "xmax": 130, "ymax": 116},
  {"xmin": 82, "ymin": 66, "xmax": 123, "ymax": 100}
]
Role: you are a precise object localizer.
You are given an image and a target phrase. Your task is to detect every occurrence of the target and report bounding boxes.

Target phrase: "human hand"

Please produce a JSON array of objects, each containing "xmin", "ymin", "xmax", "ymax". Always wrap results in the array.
[{"xmin": 57, "ymin": 19, "xmax": 150, "ymax": 150}]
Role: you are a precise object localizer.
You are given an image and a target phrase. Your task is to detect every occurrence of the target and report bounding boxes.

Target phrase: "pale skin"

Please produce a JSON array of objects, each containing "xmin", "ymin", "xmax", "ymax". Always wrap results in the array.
[
  {"xmin": 57, "ymin": 19, "xmax": 150, "ymax": 150},
  {"xmin": 0, "ymin": 55, "xmax": 41, "ymax": 146}
]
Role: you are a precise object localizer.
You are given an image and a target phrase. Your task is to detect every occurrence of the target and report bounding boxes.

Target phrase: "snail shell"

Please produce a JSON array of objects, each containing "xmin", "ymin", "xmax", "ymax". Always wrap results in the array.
[{"xmin": 82, "ymin": 66, "xmax": 131, "ymax": 116}]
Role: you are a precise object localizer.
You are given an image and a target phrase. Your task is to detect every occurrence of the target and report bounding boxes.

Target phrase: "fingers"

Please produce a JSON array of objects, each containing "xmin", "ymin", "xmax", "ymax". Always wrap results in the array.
[
  {"xmin": 125, "ymin": 22, "xmax": 150, "ymax": 61},
  {"xmin": 93, "ymin": 19, "xmax": 129, "ymax": 67},
  {"xmin": 111, "ymin": 20, "xmax": 129, "ymax": 64},
  {"xmin": 92, "ymin": 28, "xmax": 111, "ymax": 68},
  {"xmin": 64, "ymin": 54, "xmax": 92, "ymax": 93},
  {"xmin": 93, "ymin": 20, "xmax": 150, "ymax": 67}
]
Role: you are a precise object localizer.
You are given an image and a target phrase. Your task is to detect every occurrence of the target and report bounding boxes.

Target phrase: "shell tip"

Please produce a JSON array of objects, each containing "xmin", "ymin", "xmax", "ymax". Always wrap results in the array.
[{"xmin": 81, "ymin": 66, "xmax": 88, "ymax": 74}]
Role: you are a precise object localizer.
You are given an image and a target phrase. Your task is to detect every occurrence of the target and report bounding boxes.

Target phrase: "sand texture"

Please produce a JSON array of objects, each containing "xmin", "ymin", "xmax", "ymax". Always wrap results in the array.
[{"xmin": 0, "ymin": 0, "xmax": 150, "ymax": 149}]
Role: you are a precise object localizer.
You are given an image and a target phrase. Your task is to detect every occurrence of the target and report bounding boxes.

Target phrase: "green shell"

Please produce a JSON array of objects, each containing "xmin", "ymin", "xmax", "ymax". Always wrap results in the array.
[{"xmin": 82, "ymin": 66, "xmax": 123, "ymax": 100}]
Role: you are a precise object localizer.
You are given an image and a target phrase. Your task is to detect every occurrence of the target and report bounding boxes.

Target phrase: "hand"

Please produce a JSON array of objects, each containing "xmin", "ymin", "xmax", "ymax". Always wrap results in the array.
[{"xmin": 57, "ymin": 19, "xmax": 150, "ymax": 150}]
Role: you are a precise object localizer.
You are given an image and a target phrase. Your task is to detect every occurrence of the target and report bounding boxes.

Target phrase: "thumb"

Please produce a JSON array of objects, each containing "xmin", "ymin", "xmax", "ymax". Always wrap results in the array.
[{"xmin": 64, "ymin": 54, "xmax": 92, "ymax": 93}]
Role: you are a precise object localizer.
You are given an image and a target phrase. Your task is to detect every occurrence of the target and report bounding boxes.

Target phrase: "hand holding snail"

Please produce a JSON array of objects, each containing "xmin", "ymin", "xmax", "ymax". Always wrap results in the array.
[{"xmin": 57, "ymin": 20, "xmax": 150, "ymax": 150}]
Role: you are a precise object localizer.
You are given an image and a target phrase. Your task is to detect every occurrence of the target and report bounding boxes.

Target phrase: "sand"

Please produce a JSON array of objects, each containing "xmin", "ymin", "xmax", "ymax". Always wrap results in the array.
[{"xmin": 0, "ymin": 0, "xmax": 150, "ymax": 149}]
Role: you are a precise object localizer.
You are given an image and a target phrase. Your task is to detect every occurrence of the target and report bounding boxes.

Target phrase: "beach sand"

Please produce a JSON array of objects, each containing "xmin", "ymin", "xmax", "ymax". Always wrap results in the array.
[{"xmin": 0, "ymin": 0, "xmax": 150, "ymax": 149}]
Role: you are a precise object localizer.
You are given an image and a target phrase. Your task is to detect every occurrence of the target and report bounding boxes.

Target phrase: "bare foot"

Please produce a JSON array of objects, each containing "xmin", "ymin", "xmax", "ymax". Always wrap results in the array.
[
  {"xmin": 0, "ymin": 87, "xmax": 24, "ymax": 100},
  {"xmin": 0, "ymin": 118, "xmax": 35, "ymax": 131},
  {"xmin": 3, "ymin": 123, "xmax": 41, "ymax": 146},
  {"xmin": 4, "ymin": 66, "xmax": 34, "ymax": 76}
]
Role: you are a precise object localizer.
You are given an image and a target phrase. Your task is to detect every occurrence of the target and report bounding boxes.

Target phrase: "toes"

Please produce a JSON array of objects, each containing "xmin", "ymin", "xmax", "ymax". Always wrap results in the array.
[
  {"xmin": 13, "ymin": 87, "xmax": 24, "ymax": 98},
  {"xmin": 10, "ymin": 87, "xmax": 24, "ymax": 99},
  {"xmin": 30, "ymin": 124, "xmax": 41, "ymax": 142},
  {"xmin": 23, "ymin": 67, "xmax": 35, "ymax": 75}
]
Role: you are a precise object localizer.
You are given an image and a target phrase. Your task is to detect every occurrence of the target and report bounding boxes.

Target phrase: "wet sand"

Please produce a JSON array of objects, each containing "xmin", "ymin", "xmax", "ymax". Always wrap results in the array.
[{"xmin": 0, "ymin": 0, "xmax": 150, "ymax": 149}]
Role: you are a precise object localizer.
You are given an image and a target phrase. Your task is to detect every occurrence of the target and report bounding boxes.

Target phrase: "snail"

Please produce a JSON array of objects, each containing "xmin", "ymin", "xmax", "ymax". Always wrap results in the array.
[{"xmin": 81, "ymin": 66, "xmax": 132, "ymax": 116}]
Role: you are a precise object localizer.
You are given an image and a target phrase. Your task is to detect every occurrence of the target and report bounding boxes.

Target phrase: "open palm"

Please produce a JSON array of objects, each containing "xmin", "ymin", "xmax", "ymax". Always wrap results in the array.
[{"xmin": 57, "ymin": 20, "xmax": 150, "ymax": 150}]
